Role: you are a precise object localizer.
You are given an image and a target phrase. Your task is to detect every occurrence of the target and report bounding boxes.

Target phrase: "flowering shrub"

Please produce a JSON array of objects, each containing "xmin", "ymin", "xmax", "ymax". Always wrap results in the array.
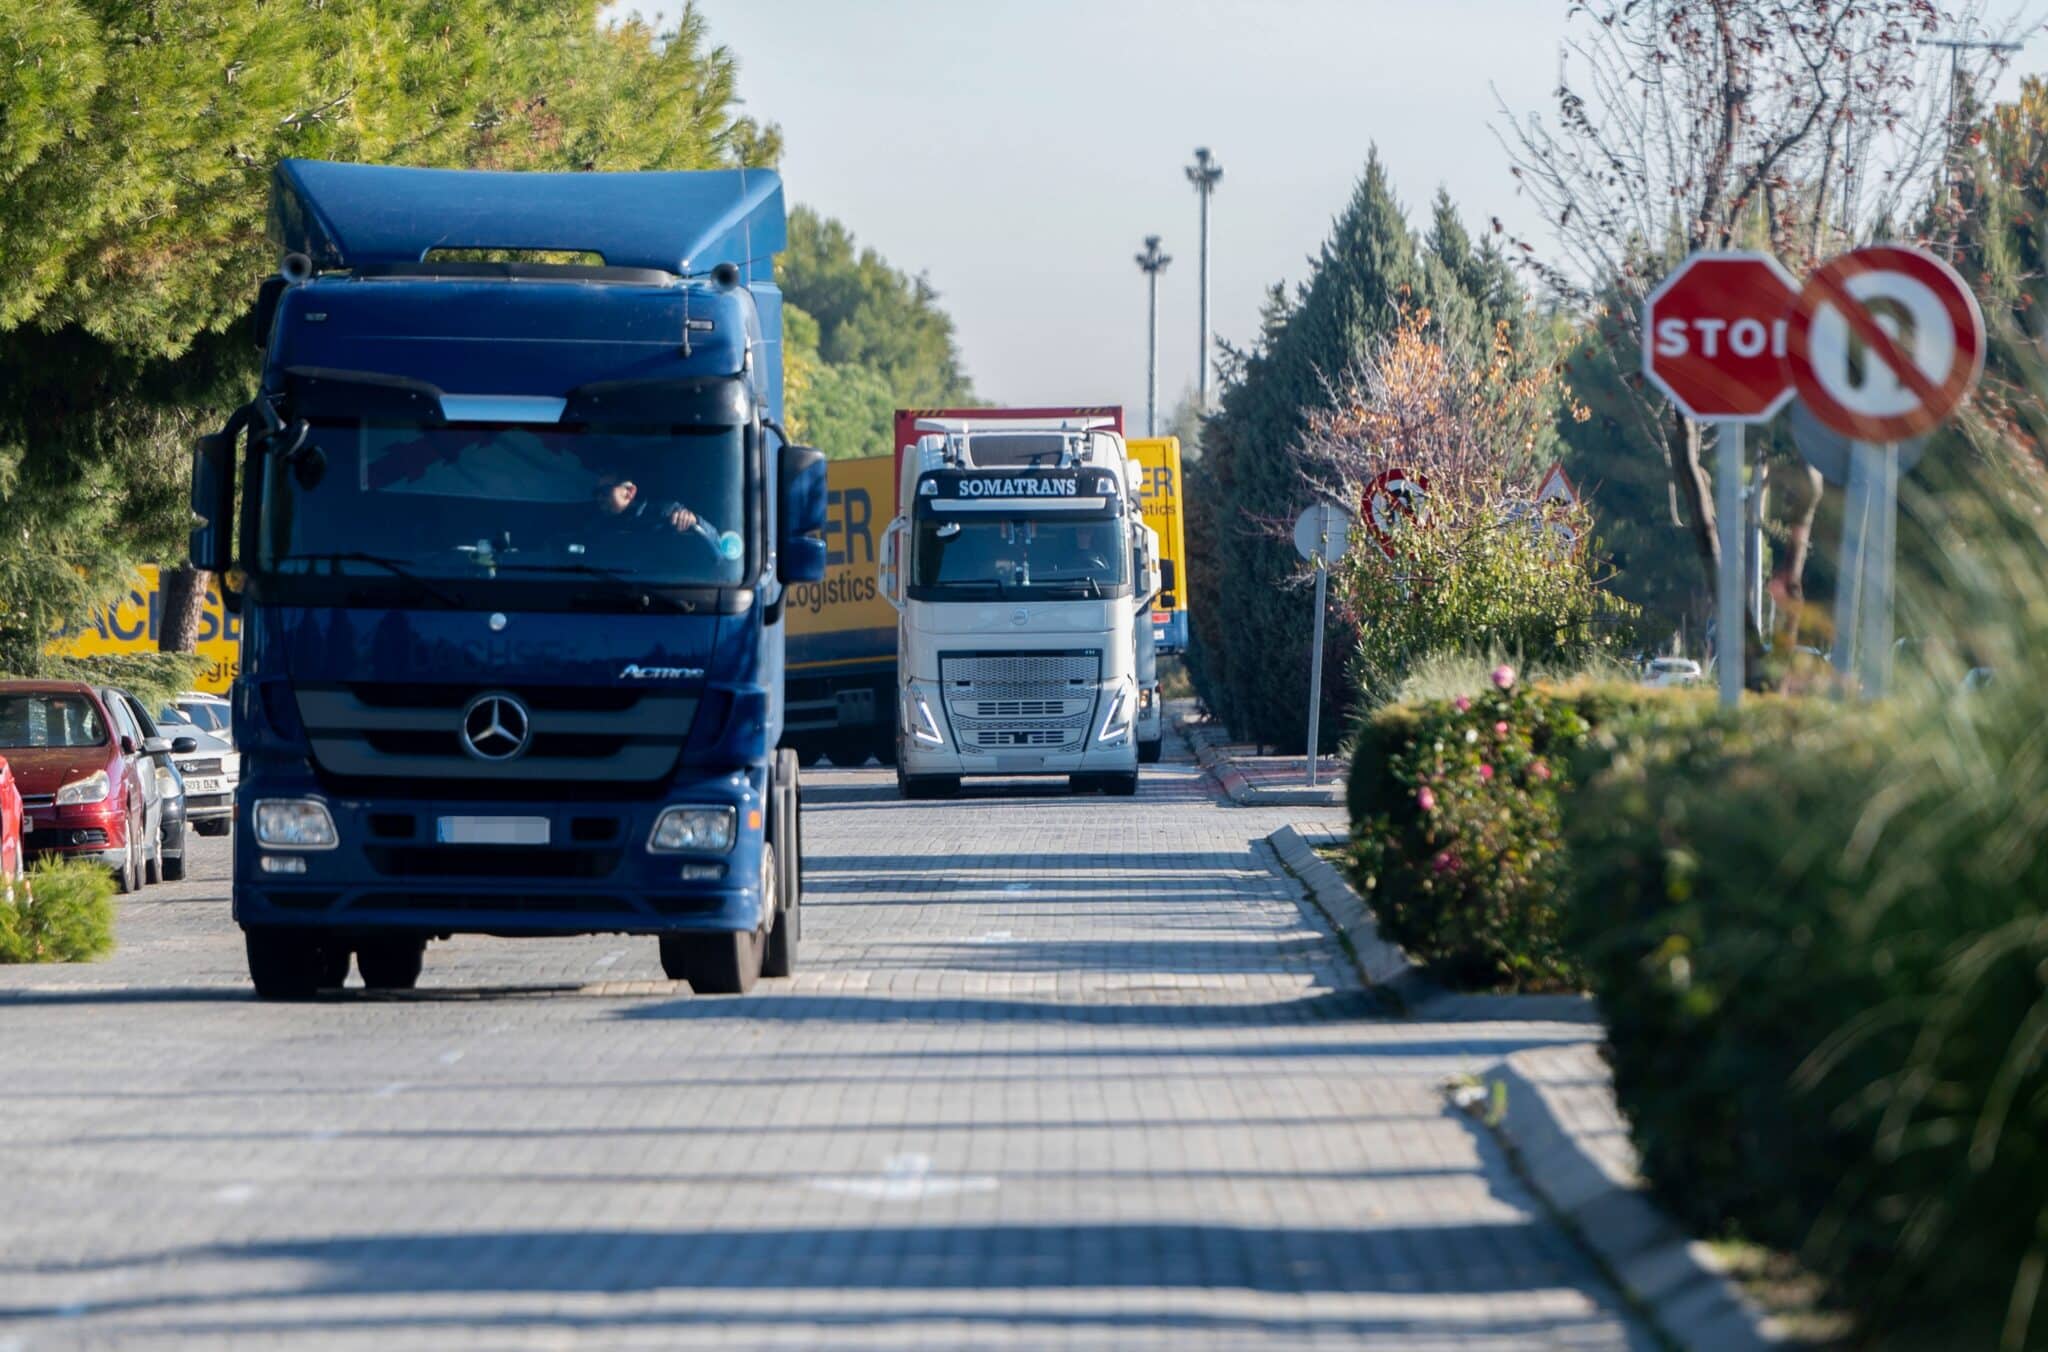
[{"xmin": 1349, "ymin": 671, "xmax": 1631, "ymax": 990}]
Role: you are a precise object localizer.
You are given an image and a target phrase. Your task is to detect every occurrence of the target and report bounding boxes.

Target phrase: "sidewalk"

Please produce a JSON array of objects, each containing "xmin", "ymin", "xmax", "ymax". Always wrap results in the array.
[{"xmin": 1177, "ymin": 707, "xmax": 1346, "ymax": 807}]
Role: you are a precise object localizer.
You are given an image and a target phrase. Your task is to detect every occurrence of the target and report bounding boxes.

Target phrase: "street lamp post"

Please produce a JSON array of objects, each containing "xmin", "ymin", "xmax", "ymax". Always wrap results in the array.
[
  {"xmin": 1185, "ymin": 147, "xmax": 1223, "ymax": 407},
  {"xmin": 1134, "ymin": 236, "xmax": 1172, "ymax": 437}
]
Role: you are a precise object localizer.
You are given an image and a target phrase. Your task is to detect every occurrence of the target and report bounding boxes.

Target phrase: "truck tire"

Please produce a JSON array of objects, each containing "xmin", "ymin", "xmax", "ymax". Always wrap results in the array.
[
  {"xmin": 764, "ymin": 750, "xmax": 800, "ymax": 977},
  {"xmin": 1105, "ymin": 771, "xmax": 1140, "ymax": 797},
  {"xmin": 661, "ymin": 926, "xmax": 764, "ymax": 995},
  {"xmin": 245, "ymin": 927, "xmax": 339, "ymax": 1000},
  {"xmin": 762, "ymin": 841, "xmax": 798, "ymax": 979},
  {"xmin": 791, "ymin": 742, "xmax": 823, "ymax": 769},
  {"xmin": 898, "ymin": 773, "xmax": 958, "ymax": 800},
  {"xmin": 358, "ymin": 937, "xmax": 425, "ymax": 991},
  {"xmin": 1139, "ymin": 738, "xmax": 1163, "ymax": 765}
]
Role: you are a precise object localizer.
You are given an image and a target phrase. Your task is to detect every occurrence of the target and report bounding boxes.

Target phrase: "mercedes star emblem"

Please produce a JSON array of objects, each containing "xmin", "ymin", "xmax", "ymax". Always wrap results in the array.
[{"xmin": 459, "ymin": 691, "xmax": 532, "ymax": 761}]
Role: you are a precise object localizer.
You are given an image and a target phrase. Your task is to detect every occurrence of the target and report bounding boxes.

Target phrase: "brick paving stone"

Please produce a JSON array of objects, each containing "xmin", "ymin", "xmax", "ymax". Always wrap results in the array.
[{"xmin": 0, "ymin": 729, "xmax": 1649, "ymax": 1350}]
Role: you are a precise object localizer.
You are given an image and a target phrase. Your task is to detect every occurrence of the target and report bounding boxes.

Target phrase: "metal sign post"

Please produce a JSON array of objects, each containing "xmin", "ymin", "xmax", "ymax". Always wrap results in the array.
[
  {"xmin": 1716, "ymin": 423, "xmax": 1745, "ymax": 708},
  {"xmin": 1293, "ymin": 503, "xmax": 1354, "ymax": 787}
]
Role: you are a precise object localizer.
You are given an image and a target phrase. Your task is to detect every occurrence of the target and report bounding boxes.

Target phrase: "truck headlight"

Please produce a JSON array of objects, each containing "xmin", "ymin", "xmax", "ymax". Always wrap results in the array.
[
  {"xmin": 254, "ymin": 799, "xmax": 338, "ymax": 849},
  {"xmin": 55, "ymin": 770, "xmax": 110, "ymax": 806},
  {"xmin": 649, "ymin": 805, "xmax": 736, "ymax": 853},
  {"xmin": 1097, "ymin": 685, "xmax": 1133, "ymax": 744},
  {"xmin": 908, "ymin": 689, "xmax": 946, "ymax": 747}
]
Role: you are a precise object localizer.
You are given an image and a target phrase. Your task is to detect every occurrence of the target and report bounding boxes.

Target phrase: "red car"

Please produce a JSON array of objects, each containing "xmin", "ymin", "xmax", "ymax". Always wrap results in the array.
[
  {"xmin": 0, "ymin": 682, "xmax": 188, "ymax": 892},
  {"xmin": 0, "ymin": 754, "xmax": 20, "ymax": 887}
]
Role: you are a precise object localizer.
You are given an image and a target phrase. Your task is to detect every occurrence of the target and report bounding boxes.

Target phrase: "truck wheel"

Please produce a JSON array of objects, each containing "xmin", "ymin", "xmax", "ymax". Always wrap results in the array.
[
  {"xmin": 660, "ymin": 928, "xmax": 763, "ymax": 995},
  {"xmin": 317, "ymin": 943, "xmax": 351, "ymax": 989},
  {"xmin": 358, "ymin": 937, "xmax": 425, "ymax": 991},
  {"xmin": 1067, "ymin": 775, "xmax": 1094, "ymax": 795},
  {"xmin": 900, "ymin": 774, "xmax": 957, "ymax": 800},
  {"xmin": 1105, "ymin": 771, "xmax": 1140, "ymax": 797},
  {"xmin": 874, "ymin": 736, "xmax": 897, "ymax": 767},
  {"xmin": 245, "ymin": 927, "xmax": 335, "ymax": 1000},
  {"xmin": 791, "ymin": 742, "xmax": 823, "ymax": 769},
  {"xmin": 761, "ymin": 843, "xmax": 798, "ymax": 978},
  {"xmin": 1139, "ymin": 739, "xmax": 1163, "ymax": 765}
]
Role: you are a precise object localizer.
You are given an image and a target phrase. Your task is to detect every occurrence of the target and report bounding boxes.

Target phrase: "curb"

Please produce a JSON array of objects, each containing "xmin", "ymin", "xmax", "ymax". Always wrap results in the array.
[
  {"xmin": 1177, "ymin": 713, "xmax": 1343, "ymax": 807},
  {"xmin": 1260, "ymin": 824, "xmax": 1784, "ymax": 1349},
  {"xmin": 1467, "ymin": 1047, "xmax": 1786, "ymax": 1350},
  {"xmin": 1266, "ymin": 823, "xmax": 1439, "ymax": 1011}
]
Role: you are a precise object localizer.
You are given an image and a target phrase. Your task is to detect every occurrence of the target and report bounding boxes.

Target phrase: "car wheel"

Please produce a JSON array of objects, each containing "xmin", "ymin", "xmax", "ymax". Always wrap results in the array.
[
  {"xmin": 114, "ymin": 830, "xmax": 140, "ymax": 894},
  {"xmin": 357, "ymin": 937, "xmax": 425, "ymax": 991},
  {"xmin": 162, "ymin": 849, "xmax": 186, "ymax": 883},
  {"xmin": 144, "ymin": 830, "xmax": 163, "ymax": 886},
  {"xmin": 195, "ymin": 819, "xmax": 232, "ymax": 838}
]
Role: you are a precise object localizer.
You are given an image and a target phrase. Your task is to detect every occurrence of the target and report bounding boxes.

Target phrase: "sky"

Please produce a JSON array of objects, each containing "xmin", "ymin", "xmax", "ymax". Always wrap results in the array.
[{"xmin": 620, "ymin": 1, "xmax": 2040, "ymax": 432}]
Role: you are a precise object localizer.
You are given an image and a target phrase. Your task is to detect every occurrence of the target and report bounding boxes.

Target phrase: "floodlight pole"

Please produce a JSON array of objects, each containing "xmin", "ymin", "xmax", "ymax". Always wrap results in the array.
[
  {"xmin": 1135, "ymin": 236, "xmax": 1172, "ymax": 437},
  {"xmin": 1186, "ymin": 148, "xmax": 1223, "ymax": 407}
]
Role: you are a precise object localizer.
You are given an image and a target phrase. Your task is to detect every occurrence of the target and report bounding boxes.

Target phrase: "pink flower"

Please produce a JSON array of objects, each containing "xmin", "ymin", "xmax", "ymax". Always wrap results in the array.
[
  {"xmin": 1453, "ymin": 695, "xmax": 1471, "ymax": 713},
  {"xmin": 1532, "ymin": 761, "xmax": 1552, "ymax": 781},
  {"xmin": 1494, "ymin": 721, "xmax": 1509, "ymax": 737},
  {"xmin": 1416, "ymin": 786, "xmax": 1437, "ymax": 812},
  {"xmin": 1432, "ymin": 851, "xmax": 1455, "ymax": 874},
  {"xmin": 1492, "ymin": 664, "xmax": 1516, "ymax": 690},
  {"xmin": 1478, "ymin": 764, "xmax": 1495, "ymax": 781}
]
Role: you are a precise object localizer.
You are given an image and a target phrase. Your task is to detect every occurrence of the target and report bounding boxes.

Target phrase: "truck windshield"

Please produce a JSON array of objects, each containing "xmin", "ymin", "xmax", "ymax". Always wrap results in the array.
[
  {"xmin": 261, "ymin": 419, "xmax": 749, "ymax": 587},
  {"xmin": 911, "ymin": 515, "xmax": 1129, "ymax": 598}
]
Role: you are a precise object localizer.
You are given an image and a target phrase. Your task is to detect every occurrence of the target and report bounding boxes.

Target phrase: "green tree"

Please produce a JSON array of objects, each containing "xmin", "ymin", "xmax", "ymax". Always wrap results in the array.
[
  {"xmin": 0, "ymin": 2, "xmax": 777, "ymax": 669},
  {"xmin": 1188, "ymin": 155, "xmax": 1545, "ymax": 750},
  {"xmin": 779, "ymin": 208, "xmax": 973, "ymax": 407}
]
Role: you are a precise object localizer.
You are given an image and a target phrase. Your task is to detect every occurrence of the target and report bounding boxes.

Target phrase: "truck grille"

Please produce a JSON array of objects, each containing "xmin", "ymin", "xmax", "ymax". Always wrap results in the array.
[
  {"xmin": 939, "ymin": 650, "xmax": 1099, "ymax": 757},
  {"xmin": 296, "ymin": 684, "xmax": 698, "ymax": 785}
]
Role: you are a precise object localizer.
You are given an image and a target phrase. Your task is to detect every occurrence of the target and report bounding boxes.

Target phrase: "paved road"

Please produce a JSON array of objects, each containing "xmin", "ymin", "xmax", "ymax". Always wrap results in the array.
[{"xmin": 0, "ymin": 738, "xmax": 1647, "ymax": 1349}]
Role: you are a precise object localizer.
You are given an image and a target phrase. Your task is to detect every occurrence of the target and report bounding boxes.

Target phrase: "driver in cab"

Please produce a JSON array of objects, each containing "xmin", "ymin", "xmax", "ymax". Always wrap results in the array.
[{"xmin": 594, "ymin": 475, "xmax": 698, "ymax": 535}]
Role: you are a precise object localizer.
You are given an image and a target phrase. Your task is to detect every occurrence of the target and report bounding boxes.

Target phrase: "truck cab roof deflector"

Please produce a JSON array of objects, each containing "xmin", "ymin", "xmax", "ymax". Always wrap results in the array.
[{"xmin": 269, "ymin": 159, "xmax": 787, "ymax": 280}]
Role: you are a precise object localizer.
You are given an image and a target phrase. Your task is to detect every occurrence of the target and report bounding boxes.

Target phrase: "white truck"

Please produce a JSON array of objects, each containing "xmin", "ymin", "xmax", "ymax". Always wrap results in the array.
[{"xmin": 880, "ymin": 416, "xmax": 1158, "ymax": 798}]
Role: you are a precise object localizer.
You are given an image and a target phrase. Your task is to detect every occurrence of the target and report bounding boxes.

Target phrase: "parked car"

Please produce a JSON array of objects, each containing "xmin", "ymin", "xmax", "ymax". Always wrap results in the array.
[
  {"xmin": 0, "ymin": 754, "xmax": 22, "ymax": 888},
  {"xmin": 1642, "ymin": 657, "xmax": 1704, "ymax": 688},
  {"xmin": 0, "ymin": 681, "xmax": 190, "ymax": 891},
  {"xmin": 171, "ymin": 692, "xmax": 232, "ymax": 745},
  {"xmin": 155, "ymin": 705, "xmax": 236, "ymax": 837},
  {"xmin": 102, "ymin": 690, "xmax": 190, "ymax": 883}
]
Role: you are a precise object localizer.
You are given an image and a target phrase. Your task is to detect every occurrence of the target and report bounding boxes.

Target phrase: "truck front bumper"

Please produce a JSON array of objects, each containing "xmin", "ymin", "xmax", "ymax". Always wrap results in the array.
[{"xmin": 231, "ymin": 765, "xmax": 772, "ymax": 939}]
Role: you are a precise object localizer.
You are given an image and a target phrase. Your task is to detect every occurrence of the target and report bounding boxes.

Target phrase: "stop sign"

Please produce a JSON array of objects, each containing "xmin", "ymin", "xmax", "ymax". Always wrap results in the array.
[{"xmin": 1642, "ymin": 252, "xmax": 1799, "ymax": 422}]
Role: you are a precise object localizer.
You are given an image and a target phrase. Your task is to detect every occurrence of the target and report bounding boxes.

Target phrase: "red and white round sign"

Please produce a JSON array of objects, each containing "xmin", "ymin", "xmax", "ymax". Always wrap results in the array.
[
  {"xmin": 1362, "ymin": 468, "xmax": 1430, "ymax": 560},
  {"xmin": 1786, "ymin": 245, "xmax": 1985, "ymax": 443}
]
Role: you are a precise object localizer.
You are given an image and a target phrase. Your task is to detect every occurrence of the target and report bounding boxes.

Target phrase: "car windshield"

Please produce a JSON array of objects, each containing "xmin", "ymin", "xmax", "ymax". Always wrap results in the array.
[
  {"xmin": 262, "ymin": 419, "xmax": 749, "ymax": 587},
  {"xmin": 0, "ymin": 694, "xmax": 108, "ymax": 748},
  {"xmin": 175, "ymin": 701, "xmax": 227, "ymax": 733},
  {"xmin": 911, "ymin": 515, "xmax": 1130, "ymax": 597}
]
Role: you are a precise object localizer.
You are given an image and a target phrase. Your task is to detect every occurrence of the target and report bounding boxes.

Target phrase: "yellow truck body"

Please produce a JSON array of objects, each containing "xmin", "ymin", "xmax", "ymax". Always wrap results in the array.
[
  {"xmin": 783, "ymin": 453, "xmax": 897, "ymax": 765},
  {"xmin": 45, "ymin": 564, "xmax": 241, "ymax": 693},
  {"xmin": 1127, "ymin": 437, "xmax": 1189, "ymax": 651}
]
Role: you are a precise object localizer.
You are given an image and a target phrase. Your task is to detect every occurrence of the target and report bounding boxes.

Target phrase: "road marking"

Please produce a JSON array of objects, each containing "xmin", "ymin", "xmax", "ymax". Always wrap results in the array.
[
  {"xmin": 976, "ymin": 930, "xmax": 1015, "ymax": 943},
  {"xmin": 213, "ymin": 1183, "xmax": 257, "ymax": 1205},
  {"xmin": 809, "ymin": 1153, "xmax": 998, "ymax": 1202}
]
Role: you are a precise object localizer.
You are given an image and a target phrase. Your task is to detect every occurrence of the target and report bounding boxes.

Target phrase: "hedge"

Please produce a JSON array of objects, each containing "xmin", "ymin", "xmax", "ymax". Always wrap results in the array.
[
  {"xmin": 0, "ymin": 858, "xmax": 116, "ymax": 963},
  {"xmin": 1567, "ymin": 686, "xmax": 2048, "ymax": 1348},
  {"xmin": 1343, "ymin": 671, "xmax": 1708, "ymax": 991}
]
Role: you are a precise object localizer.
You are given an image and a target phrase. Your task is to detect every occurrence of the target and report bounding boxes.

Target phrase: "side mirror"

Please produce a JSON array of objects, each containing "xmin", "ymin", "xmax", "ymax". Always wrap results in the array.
[
  {"xmin": 143, "ymin": 737, "xmax": 172, "ymax": 756},
  {"xmin": 171, "ymin": 736, "xmax": 200, "ymax": 755},
  {"xmin": 190, "ymin": 429, "xmax": 236, "ymax": 574},
  {"xmin": 777, "ymin": 442, "xmax": 828, "ymax": 585},
  {"xmin": 1159, "ymin": 558, "xmax": 1178, "ymax": 607},
  {"xmin": 120, "ymin": 735, "xmax": 138, "ymax": 757},
  {"xmin": 879, "ymin": 518, "xmax": 906, "ymax": 612}
]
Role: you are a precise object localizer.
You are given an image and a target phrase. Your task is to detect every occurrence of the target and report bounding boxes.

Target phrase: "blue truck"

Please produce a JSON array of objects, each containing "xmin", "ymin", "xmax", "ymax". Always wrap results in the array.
[{"xmin": 188, "ymin": 158, "xmax": 827, "ymax": 998}]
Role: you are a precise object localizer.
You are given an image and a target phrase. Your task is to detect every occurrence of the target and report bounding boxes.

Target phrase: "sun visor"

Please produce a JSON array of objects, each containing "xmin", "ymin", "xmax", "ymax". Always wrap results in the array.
[
  {"xmin": 281, "ymin": 367, "xmax": 446, "ymax": 423},
  {"xmin": 562, "ymin": 377, "xmax": 751, "ymax": 428},
  {"xmin": 269, "ymin": 159, "xmax": 787, "ymax": 281}
]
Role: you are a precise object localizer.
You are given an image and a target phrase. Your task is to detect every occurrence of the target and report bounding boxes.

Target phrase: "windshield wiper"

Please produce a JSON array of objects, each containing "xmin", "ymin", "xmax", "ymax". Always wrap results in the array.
[
  {"xmin": 1026, "ymin": 573, "xmax": 1105, "ymax": 598},
  {"xmin": 276, "ymin": 551, "xmax": 464, "ymax": 608},
  {"xmin": 491, "ymin": 560, "xmax": 710, "ymax": 612}
]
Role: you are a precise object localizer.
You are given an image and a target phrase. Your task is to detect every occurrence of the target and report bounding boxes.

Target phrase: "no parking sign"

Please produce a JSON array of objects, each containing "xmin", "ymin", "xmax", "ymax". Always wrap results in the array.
[{"xmin": 1786, "ymin": 245, "xmax": 1985, "ymax": 443}]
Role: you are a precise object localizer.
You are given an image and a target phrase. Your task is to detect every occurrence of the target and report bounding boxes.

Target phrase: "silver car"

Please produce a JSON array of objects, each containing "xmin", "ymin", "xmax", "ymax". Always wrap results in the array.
[{"xmin": 157, "ymin": 705, "xmax": 238, "ymax": 836}]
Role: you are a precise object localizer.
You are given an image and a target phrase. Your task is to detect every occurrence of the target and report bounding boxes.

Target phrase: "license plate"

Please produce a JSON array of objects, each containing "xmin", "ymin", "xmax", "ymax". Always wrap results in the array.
[
  {"xmin": 436, "ymin": 816, "xmax": 550, "ymax": 846},
  {"xmin": 184, "ymin": 777, "xmax": 224, "ymax": 795}
]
